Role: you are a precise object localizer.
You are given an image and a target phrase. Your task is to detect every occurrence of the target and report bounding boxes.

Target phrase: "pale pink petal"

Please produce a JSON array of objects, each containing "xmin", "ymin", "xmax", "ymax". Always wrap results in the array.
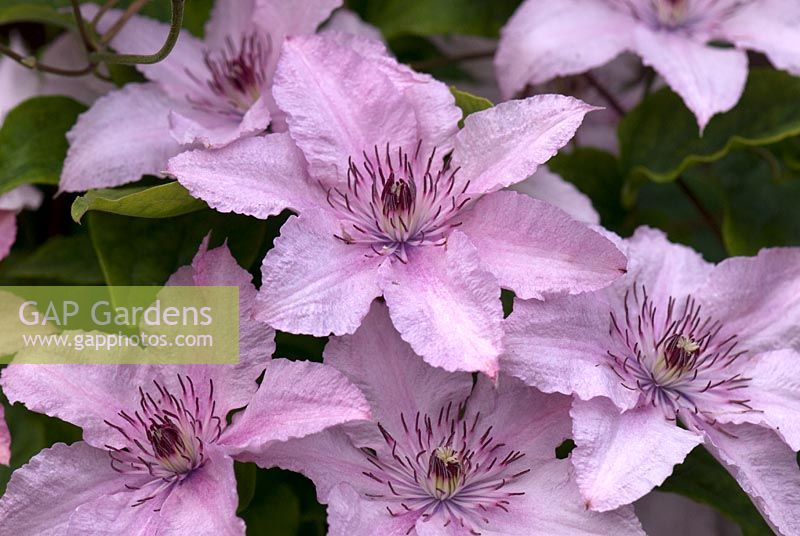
[
  {"xmin": 719, "ymin": 0, "xmax": 800, "ymax": 75},
  {"xmin": 68, "ymin": 492, "xmax": 161, "ymax": 535},
  {"xmin": 272, "ymin": 34, "xmax": 418, "ymax": 185},
  {"xmin": 168, "ymin": 133, "xmax": 321, "ymax": 218},
  {"xmin": 204, "ymin": 0, "xmax": 258, "ymax": 50},
  {"xmin": 0, "ymin": 210, "xmax": 17, "ymax": 261},
  {"xmin": 323, "ymin": 301, "xmax": 474, "ymax": 431},
  {"xmin": 624, "ymin": 226, "xmax": 712, "ymax": 305},
  {"xmin": 633, "ymin": 26, "xmax": 748, "ymax": 130},
  {"xmin": 495, "ymin": 0, "xmax": 635, "ymax": 98},
  {"xmin": 327, "ymin": 483, "xmax": 422, "ymax": 536},
  {"xmin": 452, "ymin": 96, "xmax": 598, "ymax": 194},
  {"xmin": 459, "ymin": 191, "xmax": 625, "ymax": 299},
  {"xmin": 417, "ymin": 459, "xmax": 643, "ymax": 536},
  {"xmin": 700, "ymin": 247, "xmax": 800, "ymax": 352},
  {"xmin": 509, "ymin": 166, "xmax": 600, "ymax": 224},
  {"xmin": 60, "ymin": 83, "xmax": 183, "ymax": 192},
  {"xmin": 0, "ymin": 442, "xmax": 127, "ymax": 535},
  {"xmin": 468, "ymin": 374, "xmax": 573, "ymax": 462},
  {"xmin": 219, "ymin": 358, "xmax": 370, "ymax": 453},
  {"xmin": 157, "ymin": 448, "xmax": 245, "ymax": 536},
  {"xmin": 38, "ymin": 33, "xmax": 114, "ymax": 106},
  {"xmin": 255, "ymin": 209, "xmax": 385, "ymax": 336},
  {"xmin": 0, "ymin": 364, "xmax": 170, "ymax": 449},
  {"xmin": 255, "ymin": 0, "xmax": 341, "ymax": 38},
  {"xmin": 701, "ymin": 423, "xmax": 800, "ymax": 536},
  {"xmin": 0, "ymin": 32, "xmax": 39, "ymax": 121},
  {"xmin": 168, "ymin": 93, "xmax": 270, "ymax": 148},
  {"xmin": 502, "ymin": 291, "xmax": 640, "ymax": 409},
  {"xmin": 0, "ymin": 185, "xmax": 43, "ymax": 211},
  {"xmin": 165, "ymin": 240, "xmax": 275, "ymax": 417},
  {"xmin": 382, "ymin": 231, "xmax": 504, "ymax": 377},
  {"xmin": 571, "ymin": 398, "xmax": 703, "ymax": 512},
  {"xmin": 85, "ymin": 5, "xmax": 207, "ymax": 97},
  {"xmin": 323, "ymin": 10, "xmax": 384, "ymax": 43},
  {"xmin": 237, "ymin": 424, "xmax": 375, "ymax": 501},
  {"xmin": 716, "ymin": 349, "xmax": 800, "ymax": 451},
  {"xmin": 0, "ymin": 403, "xmax": 9, "ymax": 465},
  {"xmin": 635, "ymin": 491, "xmax": 739, "ymax": 536}
]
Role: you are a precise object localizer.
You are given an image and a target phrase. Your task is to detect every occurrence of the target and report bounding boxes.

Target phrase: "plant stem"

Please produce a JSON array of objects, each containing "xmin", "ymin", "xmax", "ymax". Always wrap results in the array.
[
  {"xmin": 676, "ymin": 176, "xmax": 724, "ymax": 244},
  {"xmin": 0, "ymin": 44, "xmax": 94, "ymax": 76},
  {"xmin": 91, "ymin": 0, "xmax": 183, "ymax": 65},
  {"xmin": 99, "ymin": 0, "xmax": 150, "ymax": 46},
  {"xmin": 583, "ymin": 72, "xmax": 626, "ymax": 117},
  {"xmin": 70, "ymin": 0, "xmax": 97, "ymax": 52}
]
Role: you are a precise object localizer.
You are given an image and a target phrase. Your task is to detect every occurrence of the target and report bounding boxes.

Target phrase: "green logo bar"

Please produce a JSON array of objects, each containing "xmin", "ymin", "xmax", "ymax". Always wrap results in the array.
[{"xmin": 0, "ymin": 286, "xmax": 240, "ymax": 364}]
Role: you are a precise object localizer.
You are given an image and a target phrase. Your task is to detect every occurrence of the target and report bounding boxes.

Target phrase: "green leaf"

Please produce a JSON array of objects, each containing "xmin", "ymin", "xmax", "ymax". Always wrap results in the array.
[
  {"xmin": 619, "ymin": 69, "xmax": 800, "ymax": 195},
  {"xmin": 351, "ymin": 0, "xmax": 521, "ymax": 39},
  {"xmin": 0, "ymin": 1, "xmax": 74, "ymax": 28},
  {"xmin": 72, "ymin": 182, "xmax": 207, "ymax": 222},
  {"xmin": 660, "ymin": 446, "xmax": 773, "ymax": 536},
  {"xmin": 548, "ymin": 148, "xmax": 626, "ymax": 230},
  {"xmin": 716, "ymin": 150, "xmax": 800, "ymax": 255},
  {"xmin": 88, "ymin": 210, "xmax": 270, "ymax": 286},
  {"xmin": 0, "ymin": 233, "xmax": 103, "ymax": 284},
  {"xmin": 0, "ymin": 96, "xmax": 86, "ymax": 196},
  {"xmin": 450, "ymin": 86, "xmax": 493, "ymax": 127}
]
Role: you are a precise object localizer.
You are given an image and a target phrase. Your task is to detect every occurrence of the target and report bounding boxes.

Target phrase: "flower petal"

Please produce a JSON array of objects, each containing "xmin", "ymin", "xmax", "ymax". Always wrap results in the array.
[
  {"xmin": 459, "ymin": 191, "xmax": 625, "ymax": 299},
  {"xmin": 0, "ymin": 32, "xmax": 39, "ymax": 121},
  {"xmin": 700, "ymin": 247, "xmax": 800, "ymax": 353},
  {"xmin": 167, "ymin": 133, "xmax": 322, "ymax": 219},
  {"xmin": 60, "ymin": 83, "xmax": 183, "ymax": 192},
  {"xmin": 509, "ymin": 166, "xmax": 600, "ymax": 224},
  {"xmin": 419, "ymin": 459, "xmax": 644, "ymax": 536},
  {"xmin": 1, "ymin": 364, "xmax": 170, "ymax": 449},
  {"xmin": 323, "ymin": 9, "xmax": 385, "ymax": 43},
  {"xmin": 0, "ymin": 210, "xmax": 17, "ymax": 261},
  {"xmin": 0, "ymin": 442, "xmax": 125, "ymax": 535},
  {"xmin": 701, "ymin": 422, "xmax": 800, "ymax": 536},
  {"xmin": 219, "ymin": 358, "xmax": 370, "ymax": 453},
  {"xmin": 165, "ymin": 239, "xmax": 275, "ymax": 417},
  {"xmin": 495, "ymin": 0, "xmax": 634, "ymax": 98},
  {"xmin": 272, "ymin": 34, "xmax": 418, "ymax": 185},
  {"xmin": 157, "ymin": 448, "xmax": 245, "ymax": 536},
  {"xmin": 0, "ymin": 404, "xmax": 9, "ymax": 465},
  {"xmin": 716, "ymin": 349, "xmax": 800, "ymax": 451},
  {"xmin": 382, "ymin": 231, "xmax": 504, "ymax": 377},
  {"xmin": 204, "ymin": 0, "xmax": 258, "ymax": 50},
  {"xmin": 452, "ymin": 96, "xmax": 598, "ymax": 194},
  {"xmin": 633, "ymin": 26, "xmax": 748, "ymax": 130},
  {"xmin": 327, "ymin": 483, "xmax": 422, "ymax": 536},
  {"xmin": 323, "ymin": 301, "xmax": 474, "ymax": 431},
  {"xmin": 255, "ymin": 209, "xmax": 385, "ymax": 336},
  {"xmin": 0, "ymin": 185, "xmax": 43, "ymax": 211},
  {"xmin": 719, "ymin": 0, "xmax": 800, "ymax": 75},
  {"xmin": 168, "ymin": 94, "xmax": 270, "ymax": 148},
  {"xmin": 571, "ymin": 397, "xmax": 703, "ymax": 512},
  {"xmin": 37, "ymin": 33, "xmax": 114, "ymax": 106}
]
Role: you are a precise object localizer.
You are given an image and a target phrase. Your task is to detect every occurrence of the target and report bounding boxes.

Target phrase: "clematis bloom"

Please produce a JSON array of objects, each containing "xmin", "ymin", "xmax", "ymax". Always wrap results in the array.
[
  {"xmin": 504, "ymin": 227, "xmax": 800, "ymax": 535},
  {"xmin": 59, "ymin": 0, "xmax": 352, "ymax": 192},
  {"xmin": 496, "ymin": 0, "xmax": 800, "ymax": 129},
  {"xmin": 0, "ymin": 239, "xmax": 370, "ymax": 534},
  {"xmin": 0, "ymin": 186, "xmax": 43, "ymax": 262},
  {"xmin": 233, "ymin": 302, "xmax": 645, "ymax": 536},
  {"xmin": 167, "ymin": 33, "xmax": 627, "ymax": 377}
]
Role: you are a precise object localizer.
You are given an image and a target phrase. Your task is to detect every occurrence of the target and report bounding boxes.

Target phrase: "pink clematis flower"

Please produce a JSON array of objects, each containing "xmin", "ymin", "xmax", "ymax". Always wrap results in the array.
[
  {"xmin": 0, "ymin": 186, "xmax": 43, "ymax": 262},
  {"xmin": 496, "ymin": 0, "xmax": 800, "ymax": 129},
  {"xmin": 0, "ymin": 239, "xmax": 370, "ymax": 534},
  {"xmin": 503, "ymin": 227, "xmax": 800, "ymax": 534},
  {"xmin": 59, "ymin": 0, "xmax": 352, "ymax": 192},
  {"xmin": 232, "ymin": 301, "xmax": 645, "ymax": 536},
  {"xmin": 167, "ymin": 33, "xmax": 627, "ymax": 377}
]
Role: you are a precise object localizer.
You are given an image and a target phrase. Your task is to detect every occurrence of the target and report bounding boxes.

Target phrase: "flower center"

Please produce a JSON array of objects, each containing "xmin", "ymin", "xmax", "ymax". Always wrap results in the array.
[
  {"xmin": 654, "ymin": 0, "xmax": 689, "ymax": 26},
  {"xmin": 607, "ymin": 284, "xmax": 753, "ymax": 422},
  {"xmin": 325, "ymin": 142, "xmax": 471, "ymax": 262},
  {"xmin": 104, "ymin": 375, "xmax": 224, "ymax": 506},
  {"xmin": 358, "ymin": 402, "xmax": 529, "ymax": 534},
  {"xmin": 186, "ymin": 33, "xmax": 269, "ymax": 116}
]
